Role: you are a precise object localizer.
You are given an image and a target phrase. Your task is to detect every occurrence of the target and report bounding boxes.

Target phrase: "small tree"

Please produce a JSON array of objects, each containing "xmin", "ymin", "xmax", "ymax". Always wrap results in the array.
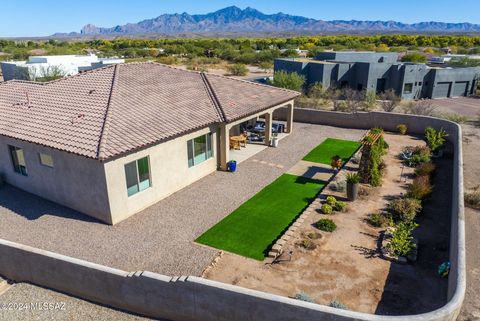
[
  {"xmin": 363, "ymin": 90, "xmax": 377, "ymax": 111},
  {"xmin": 307, "ymin": 82, "xmax": 327, "ymax": 99},
  {"xmin": 29, "ymin": 65, "xmax": 66, "ymax": 82},
  {"xmin": 270, "ymin": 71, "xmax": 305, "ymax": 91},
  {"xmin": 258, "ymin": 61, "xmax": 273, "ymax": 73},
  {"xmin": 378, "ymin": 89, "xmax": 401, "ymax": 112},
  {"xmin": 343, "ymin": 88, "xmax": 365, "ymax": 113},
  {"xmin": 226, "ymin": 64, "xmax": 249, "ymax": 76},
  {"xmin": 401, "ymin": 53, "xmax": 427, "ymax": 63}
]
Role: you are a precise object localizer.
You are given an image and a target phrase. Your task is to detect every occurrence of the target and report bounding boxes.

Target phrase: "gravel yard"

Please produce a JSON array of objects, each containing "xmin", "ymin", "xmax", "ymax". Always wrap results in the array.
[
  {"xmin": 458, "ymin": 123, "xmax": 480, "ymax": 321},
  {"xmin": 0, "ymin": 123, "xmax": 363, "ymax": 276},
  {"xmin": 0, "ymin": 283, "xmax": 160, "ymax": 321}
]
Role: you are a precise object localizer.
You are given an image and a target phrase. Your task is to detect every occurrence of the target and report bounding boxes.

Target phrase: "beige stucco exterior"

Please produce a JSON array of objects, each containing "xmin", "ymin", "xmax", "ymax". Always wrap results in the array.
[
  {"xmin": 0, "ymin": 100, "xmax": 294, "ymax": 225},
  {"xmin": 103, "ymin": 125, "xmax": 219, "ymax": 224},
  {"xmin": 0, "ymin": 136, "xmax": 112, "ymax": 223}
]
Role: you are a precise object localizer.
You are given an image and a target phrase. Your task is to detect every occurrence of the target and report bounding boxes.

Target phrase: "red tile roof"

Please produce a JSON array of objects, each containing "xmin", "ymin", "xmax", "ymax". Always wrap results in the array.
[{"xmin": 0, "ymin": 62, "xmax": 299, "ymax": 160}]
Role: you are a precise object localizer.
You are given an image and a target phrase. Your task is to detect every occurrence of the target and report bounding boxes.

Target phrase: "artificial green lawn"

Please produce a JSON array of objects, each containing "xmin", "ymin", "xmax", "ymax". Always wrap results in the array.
[
  {"xmin": 302, "ymin": 138, "xmax": 361, "ymax": 165},
  {"xmin": 196, "ymin": 174, "xmax": 325, "ymax": 260}
]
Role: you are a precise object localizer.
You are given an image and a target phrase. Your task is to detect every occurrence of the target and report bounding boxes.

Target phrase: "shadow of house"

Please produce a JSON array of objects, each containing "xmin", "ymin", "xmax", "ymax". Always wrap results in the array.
[
  {"xmin": 301, "ymin": 165, "xmax": 334, "ymax": 180},
  {"xmin": 375, "ymin": 156, "xmax": 452, "ymax": 315},
  {"xmin": 0, "ymin": 184, "xmax": 100, "ymax": 223}
]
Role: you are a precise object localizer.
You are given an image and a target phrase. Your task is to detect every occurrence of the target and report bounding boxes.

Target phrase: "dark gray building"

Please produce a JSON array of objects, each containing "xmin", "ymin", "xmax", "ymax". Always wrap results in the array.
[{"xmin": 274, "ymin": 52, "xmax": 480, "ymax": 100}]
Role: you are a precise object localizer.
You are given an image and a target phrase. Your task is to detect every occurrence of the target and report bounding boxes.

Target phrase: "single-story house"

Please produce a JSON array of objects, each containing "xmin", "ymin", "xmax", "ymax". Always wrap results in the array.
[{"xmin": 0, "ymin": 62, "xmax": 299, "ymax": 224}]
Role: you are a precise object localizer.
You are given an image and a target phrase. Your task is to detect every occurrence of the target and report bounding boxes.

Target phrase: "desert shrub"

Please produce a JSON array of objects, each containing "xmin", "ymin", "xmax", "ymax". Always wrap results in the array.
[
  {"xmin": 441, "ymin": 113, "xmax": 468, "ymax": 124},
  {"xmin": 378, "ymin": 89, "xmax": 401, "ymax": 112},
  {"xmin": 397, "ymin": 124, "xmax": 407, "ymax": 135},
  {"xmin": 270, "ymin": 70, "xmax": 306, "ymax": 91},
  {"xmin": 465, "ymin": 187, "xmax": 480, "ymax": 209},
  {"xmin": 334, "ymin": 100, "xmax": 349, "ymax": 112},
  {"xmin": 409, "ymin": 146, "xmax": 432, "ymax": 166},
  {"xmin": 334, "ymin": 201, "xmax": 348, "ymax": 212},
  {"xmin": 296, "ymin": 239, "xmax": 317, "ymax": 250},
  {"xmin": 294, "ymin": 292, "xmax": 315, "ymax": 303},
  {"xmin": 226, "ymin": 63, "xmax": 249, "ymax": 76},
  {"xmin": 407, "ymin": 175, "xmax": 433, "ymax": 200},
  {"xmin": 307, "ymin": 232, "xmax": 322, "ymax": 240},
  {"xmin": 368, "ymin": 212, "xmax": 393, "ymax": 228},
  {"xmin": 316, "ymin": 219, "xmax": 337, "ymax": 232},
  {"xmin": 321, "ymin": 204, "xmax": 333, "ymax": 214},
  {"xmin": 404, "ymin": 100, "xmax": 437, "ymax": 116},
  {"xmin": 363, "ymin": 90, "xmax": 377, "ymax": 111},
  {"xmin": 157, "ymin": 56, "xmax": 179, "ymax": 65},
  {"xmin": 326, "ymin": 196, "xmax": 337, "ymax": 206},
  {"xmin": 387, "ymin": 221, "xmax": 419, "ymax": 257},
  {"xmin": 414, "ymin": 162, "xmax": 436, "ymax": 177},
  {"xmin": 388, "ymin": 198, "xmax": 422, "ymax": 222},
  {"xmin": 329, "ymin": 301, "xmax": 348, "ymax": 310},
  {"xmin": 425, "ymin": 127, "xmax": 448, "ymax": 152}
]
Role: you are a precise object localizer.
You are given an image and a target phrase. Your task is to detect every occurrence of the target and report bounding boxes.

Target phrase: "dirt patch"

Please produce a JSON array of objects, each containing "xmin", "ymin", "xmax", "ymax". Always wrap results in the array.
[
  {"xmin": 203, "ymin": 133, "xmax": 449, "ymax": 314},
  {"xmin": 458, "ymin": 123, "xmax": 480, "ymax": 321}
]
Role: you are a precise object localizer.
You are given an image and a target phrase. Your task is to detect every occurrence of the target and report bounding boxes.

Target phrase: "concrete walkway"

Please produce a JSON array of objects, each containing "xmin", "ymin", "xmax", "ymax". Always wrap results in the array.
[{"xmin": 0, "ymin": 123, "xmax": 363, "ymax": 277}]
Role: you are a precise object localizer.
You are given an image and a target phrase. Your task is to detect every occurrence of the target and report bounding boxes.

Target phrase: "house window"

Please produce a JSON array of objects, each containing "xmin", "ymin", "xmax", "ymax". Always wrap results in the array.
[
  {"xmin": 404, "ymin": 83, "xmax": 413, "ymax": 94},
  {"xmin": 9, "ymin": 145, "xmax": 28, "ymax": 176},
  {"xmin": 187, "ymin": 133, "xmax": 213, "ymax": 168},
  {"xmin": 124, "ymin": 157, "xmax": 151, "ymax": 197},
  {"xmin": 39, "ymin": 153, "xmax": 54, "ymax": 167}
]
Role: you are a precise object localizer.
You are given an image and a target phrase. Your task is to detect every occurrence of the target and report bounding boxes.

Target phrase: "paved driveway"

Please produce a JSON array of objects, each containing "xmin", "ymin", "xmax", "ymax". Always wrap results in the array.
[
  {"xmin": 0, "ymin": 123, "xmax": 364, "ymax": 277},
  {"xmin": 432, "ymin": 97, "xmax": 480, "ymax": 118}
]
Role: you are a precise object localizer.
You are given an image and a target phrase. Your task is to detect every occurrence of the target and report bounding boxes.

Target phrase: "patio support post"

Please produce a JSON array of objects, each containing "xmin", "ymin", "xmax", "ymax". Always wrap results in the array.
[
  {"xmin": 264, "ymin": 112, "xmax": 273, "ymax": 146},
  {"xmin": 219, "ymin": 123, "xmax": 230, "ymax": 171},
  {"xmin": 286, "ymin": 102, "xmax": 294, "ymax": 133}
]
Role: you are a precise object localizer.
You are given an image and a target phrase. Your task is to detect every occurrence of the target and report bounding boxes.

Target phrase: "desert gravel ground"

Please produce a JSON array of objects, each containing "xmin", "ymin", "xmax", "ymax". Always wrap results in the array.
[
  {"xmin": 0, "ymin": 282, "xmax": 161, "ymax": 321},
  {"xmin": 458, "ymin": 123, "xmax": 480, "ymax": 321},
  {"xmin": 0, "ymin": 122, "xmax": 364, "ymax": 277},
  {"xmin": 432, "ymin": 97, "xmax": 480, "ymax": 118}
]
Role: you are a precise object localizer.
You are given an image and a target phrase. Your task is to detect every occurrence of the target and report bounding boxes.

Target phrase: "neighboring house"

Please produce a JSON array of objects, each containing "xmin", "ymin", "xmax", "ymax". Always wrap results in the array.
[
  {"xmin": 0, "ymin": 62, "xmax": 298, "ymax": 224},
  {"xmin": 0, "ymin": 54, "xmax": 124, "ymax": 81},
  {"xmin": 275, "ymin": 51, "xmax": 480, "ymax": 100},
  {"xmin": 430, "ymin": 54, "xmax": 480, "ymax": 64}
]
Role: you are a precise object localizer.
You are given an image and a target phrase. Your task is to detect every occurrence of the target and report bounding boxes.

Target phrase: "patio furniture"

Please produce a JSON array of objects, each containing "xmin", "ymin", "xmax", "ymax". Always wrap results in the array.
[
  {"xmin": 229, "ymin": 136, "xmax": 242, "ymax": 150},
  {"xmin": 238, "ymin": 133, "xmax": 248, "ymax": 147}
]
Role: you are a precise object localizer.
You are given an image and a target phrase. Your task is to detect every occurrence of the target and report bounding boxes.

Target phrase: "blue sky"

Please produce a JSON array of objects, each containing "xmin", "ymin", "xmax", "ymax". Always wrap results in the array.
[{"xmin": 2, "ymin": 0, "xmax": 479, "ymax": 37}]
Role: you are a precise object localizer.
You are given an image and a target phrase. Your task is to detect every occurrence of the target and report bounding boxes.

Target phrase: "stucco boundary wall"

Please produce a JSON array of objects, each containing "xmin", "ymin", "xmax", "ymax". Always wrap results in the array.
[{"xmin": 0, "ymin": 110, "xmax": 464, "ymax": 321}]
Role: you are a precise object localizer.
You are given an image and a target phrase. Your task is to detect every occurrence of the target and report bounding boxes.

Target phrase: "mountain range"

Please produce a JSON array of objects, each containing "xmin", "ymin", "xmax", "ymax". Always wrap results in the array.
[{"xmin": 64, "ymin": 6, "xmax": 480, "ymax": 36}]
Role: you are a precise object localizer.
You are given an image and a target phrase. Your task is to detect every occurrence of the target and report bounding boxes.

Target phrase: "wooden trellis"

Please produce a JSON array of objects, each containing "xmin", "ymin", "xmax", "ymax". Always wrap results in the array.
[{"xmin": 358, "ymin": 131, "xmax": 383, "ymax": 184}]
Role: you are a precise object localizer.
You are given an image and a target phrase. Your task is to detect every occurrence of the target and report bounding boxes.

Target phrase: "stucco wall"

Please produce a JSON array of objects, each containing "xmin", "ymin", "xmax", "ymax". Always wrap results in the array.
[
  {"xmin": 103, "ymin": 125, "xmax": 218, "ymax": 224},
  {"xmin": 0, "ymin": 136, "xmax": 111, "ymax": 223},
  {"xmin": 0, "ymin": 110, "xmax": 465, "ymax": 321},
  {"xmin": 0, "ymin": 236, "xmax": 463, "ymax": 321}
]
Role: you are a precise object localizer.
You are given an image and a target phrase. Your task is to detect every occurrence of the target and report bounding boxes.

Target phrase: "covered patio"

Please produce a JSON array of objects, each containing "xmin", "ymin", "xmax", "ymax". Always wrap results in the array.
[{"xmin": 218, "ymin": 100, "xmax": 294, "ymax": 170}]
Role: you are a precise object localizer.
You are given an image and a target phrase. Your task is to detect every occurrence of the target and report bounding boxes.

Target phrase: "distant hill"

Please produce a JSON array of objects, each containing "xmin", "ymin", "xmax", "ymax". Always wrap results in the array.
[{"xmin": 57, "ymin": 6, "xmax": 480, "ymax": 36}]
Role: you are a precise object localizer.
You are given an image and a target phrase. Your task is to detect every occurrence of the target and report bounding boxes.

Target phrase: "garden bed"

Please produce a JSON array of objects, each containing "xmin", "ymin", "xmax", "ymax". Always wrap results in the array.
[
  {"xmin": 197, "ymin": 138, "xmax": 360, "ymax": 260},
  {"xmin": 202, "ymin": 132, "xmax": 451, "ymax": 314}
]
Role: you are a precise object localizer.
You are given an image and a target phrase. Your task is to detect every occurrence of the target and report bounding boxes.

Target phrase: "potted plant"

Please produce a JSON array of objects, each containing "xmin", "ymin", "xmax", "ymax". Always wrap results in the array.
[
  {"xmin": 425, "ymin": 127, "xmax": 448, "ymax": 158},
  {"xmin": 330, "ymin": 155, "xmax": 342, "ymax": 171},
  {"xmin": 346, "ymin": 173, "xmax": 360, "ymax": 201}
]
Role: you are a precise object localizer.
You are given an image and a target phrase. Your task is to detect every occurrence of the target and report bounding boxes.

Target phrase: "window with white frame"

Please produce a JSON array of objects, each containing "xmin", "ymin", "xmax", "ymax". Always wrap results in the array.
[
  {"xmin": 124, "ymin": 156, "xmax": 151, "ymax": 197},
  {"xmin": 39, "ymin": 153, "xmax": 54, "ymax": 167},
  {"xmin": 187, "ymin": 133, "xmax": 213, "ymax": 168}
]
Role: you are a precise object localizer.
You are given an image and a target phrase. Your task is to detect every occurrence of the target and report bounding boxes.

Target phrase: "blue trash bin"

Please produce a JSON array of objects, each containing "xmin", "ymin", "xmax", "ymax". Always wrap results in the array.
[{"xmin": 227, "ymin": 161, "xmax": 237, "ymax": 173}]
